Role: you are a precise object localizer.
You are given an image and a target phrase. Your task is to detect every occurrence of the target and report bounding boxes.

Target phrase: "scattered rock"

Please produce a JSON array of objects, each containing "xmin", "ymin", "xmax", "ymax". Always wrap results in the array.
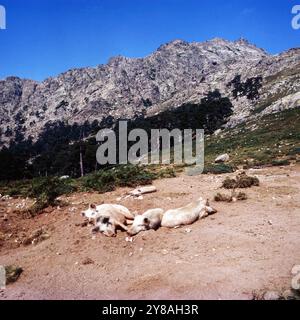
[
  {"xmin": 282, "ymin": 289, "xmax": 297, "ymax": 300},
  {"xmin": 263, "ymin": 291, "xmax": 281, "ymax": 300},
  {"xmin": 22, "ymin": 228, "xmax": 50, "ymax": 246},
  {"xmin": 236, "ymin": 192, "xmax": 248, "ymax": 201},
  {"xmin": 59, "ymin": 175, "xmax": 70, "ymax": 180},
  {"xmin": 215, "ymin": 154, "xmax": 230, "ymax": 163},
  {"xmin": 5, "ymin": 266, "xmax": 23, "ymax": 285},
  {"xmin": 292, "ymin": 265, "xmax": 300, "ymax": 276},
  {"xmin": 214, "ymin": 129, "xmax": 222, "ymax": 136},
  {"xmin": 129, "ymin": 186, "xmax": 157, "ymax": 197},
  {"xmin": 82, "ymin": 258, "xmax": 94, "ymax": 265}
]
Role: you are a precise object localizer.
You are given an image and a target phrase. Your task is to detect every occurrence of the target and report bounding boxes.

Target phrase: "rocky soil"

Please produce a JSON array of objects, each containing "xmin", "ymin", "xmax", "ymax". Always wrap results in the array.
[{"xmin": 0, "ymin": 165, "xmax": 299, "ymax": 300}]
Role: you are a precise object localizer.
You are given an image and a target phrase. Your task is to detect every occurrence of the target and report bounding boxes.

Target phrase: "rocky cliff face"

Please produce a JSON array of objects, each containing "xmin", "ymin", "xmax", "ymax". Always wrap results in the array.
[{"xmin": 0, "ymin": 38, "xmax": 299, "ymax": 146}]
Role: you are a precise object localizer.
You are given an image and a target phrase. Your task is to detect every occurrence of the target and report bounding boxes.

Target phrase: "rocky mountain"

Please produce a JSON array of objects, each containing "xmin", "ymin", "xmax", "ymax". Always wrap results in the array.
[{"xmin": 0, "ymin": 37, "xmax": 299, "ymax": 147}]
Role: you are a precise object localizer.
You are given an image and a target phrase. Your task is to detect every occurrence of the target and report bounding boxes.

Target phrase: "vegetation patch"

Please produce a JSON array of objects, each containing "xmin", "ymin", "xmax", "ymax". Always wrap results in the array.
[
  {"xmin": 227, "ymin": 75, "xmax": 262, "ymax": 100},
  {"xmin": 214, "ymin": 191, "xmax": 248, "ymax": 202},
  {"xmin": 79, "ymin": 165, "xmax": 156, "ymax": 192},
  {"xmin": 214, "ymin": 193, "xmax": 233, "ymax": 202},
  {"xmin": 5, "ymin": 266, "xmax": 23, "ymax": 284},
  {"xmin": 205, "ymin": 108, "xmax": 300, "ymax": 168},
  {"xmin": 222, "ymin": 172, "xmax": 259, "ymax": 189},
  {"xmin": 271, "ymin": 159, "xmax": 290, "ymax": 167},
  {"xmin": 203, "ymin": 164, "xmax": 235, "ymax": 175}
]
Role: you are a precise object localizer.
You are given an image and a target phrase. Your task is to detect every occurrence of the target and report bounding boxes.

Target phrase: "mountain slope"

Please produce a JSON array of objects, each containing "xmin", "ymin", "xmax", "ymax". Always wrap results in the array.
[{"xmin": 1, "ymin": 38, "xmax": 299, "ymax": 146}]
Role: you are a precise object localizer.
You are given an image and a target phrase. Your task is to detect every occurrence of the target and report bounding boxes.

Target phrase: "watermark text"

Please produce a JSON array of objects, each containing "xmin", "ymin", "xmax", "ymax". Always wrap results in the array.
[
  {"xmin": 0, "ymin": 5, "xmax": 6, "ymax": 30},
  {"xmin": 96, "ymin": 121, "xmax": 204, "ymax": 176},
  {"xmin": 292, "ymin": 5, "xmax": 300, "ymax": 30}
]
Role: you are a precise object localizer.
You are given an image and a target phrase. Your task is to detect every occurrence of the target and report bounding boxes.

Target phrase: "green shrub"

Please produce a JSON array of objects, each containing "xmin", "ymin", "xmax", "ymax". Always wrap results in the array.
[
  {"xmin": 80, "ymin": 165, "xmax": 156, "ymax": 192},
  {"xmin": 288, "ymin": 147, "xmax": 300, "ymax": 156},
  {"xmin": 156, "ymin": 167, "xmax": 177, "ymax": 179},
  {"xmin": 203, "ymin": 164, "xmax": 235, "ymax": 174},
  {"xmin": 0, "ymin": 180, "xmax": 32, "ymax": 198},
  {"xmin": 271, "ymin": 159, "xmax": 290, "ymax": 167},
  {"xmin": 28, "ymin": 177, "xmax": 76, "ymax": 215}
]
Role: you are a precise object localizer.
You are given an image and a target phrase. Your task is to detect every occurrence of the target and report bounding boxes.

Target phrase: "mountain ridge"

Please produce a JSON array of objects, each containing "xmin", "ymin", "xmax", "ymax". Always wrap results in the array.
[{"xmin": 0, "ymin": 37, "xmax": 299, "ymax": 147}]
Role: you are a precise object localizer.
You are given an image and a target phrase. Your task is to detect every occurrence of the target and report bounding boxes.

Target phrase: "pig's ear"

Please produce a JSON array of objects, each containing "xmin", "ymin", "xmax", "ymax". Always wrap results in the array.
[{"xmin": 89, "ymin": 203, "xmax": 96, "ymax": 209}]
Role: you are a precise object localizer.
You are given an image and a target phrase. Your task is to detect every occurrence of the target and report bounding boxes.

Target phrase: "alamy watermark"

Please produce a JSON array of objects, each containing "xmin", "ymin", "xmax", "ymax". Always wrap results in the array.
[
  {"xmin": 292, "ymin": 5, "xmax": 300, "ymax": 30},
  {"xmin": 0, "ymin": 265, "xmax": 5, "ymax": 289},
  {"xmin": 96, "ymin": 121, "xmax": 204, "ymax": 176},
  {"xmin": 0, "ymin": 5, "xmax": 6, "ymax": 30}
]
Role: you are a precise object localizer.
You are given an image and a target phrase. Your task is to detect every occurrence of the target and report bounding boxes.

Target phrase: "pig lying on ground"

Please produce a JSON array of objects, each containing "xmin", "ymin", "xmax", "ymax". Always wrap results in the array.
[
  {"xmin": 82, "ymin": 204, "xmax": 134, "ymax": 226},
  {"xmin": 161, "ymin": 198, "xmax": 217, "ymax": 228},
  {"xmin": 127, "ymin": 198, "xmax": 217, "ymax": 236},
  {"xmin": 127, "ymin": 208, "xmax": 165, "ymax": 236}
]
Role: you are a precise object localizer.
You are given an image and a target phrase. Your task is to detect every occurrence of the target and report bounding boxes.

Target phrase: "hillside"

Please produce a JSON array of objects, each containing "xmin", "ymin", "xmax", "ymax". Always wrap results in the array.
[
  {"xmin": 0, "ymin": 38, "xmax": 299, "ymax": 146},
  {"xmin": 0, "ymin": 38, "xmax": 299, "ymax": 180}
]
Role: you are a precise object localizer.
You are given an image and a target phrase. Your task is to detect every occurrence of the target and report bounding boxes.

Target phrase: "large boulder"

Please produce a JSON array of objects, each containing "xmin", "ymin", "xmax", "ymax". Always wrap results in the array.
[{"xmin": 215, "ymin": 154, "xmax": 230, "ymax": 163}]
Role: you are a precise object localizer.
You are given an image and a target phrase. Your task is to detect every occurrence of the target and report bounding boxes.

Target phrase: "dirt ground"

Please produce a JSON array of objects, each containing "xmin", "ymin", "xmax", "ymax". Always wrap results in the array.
[{"xmin": 0, "ymin": 165, "xmax": 300, "ymax": 300}]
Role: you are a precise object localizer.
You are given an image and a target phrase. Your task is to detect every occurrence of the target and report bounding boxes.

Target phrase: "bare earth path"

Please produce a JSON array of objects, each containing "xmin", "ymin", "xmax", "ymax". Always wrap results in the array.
[{"xmin": 0, "ymin": 165, "xmax": 300, "ymax": 300}]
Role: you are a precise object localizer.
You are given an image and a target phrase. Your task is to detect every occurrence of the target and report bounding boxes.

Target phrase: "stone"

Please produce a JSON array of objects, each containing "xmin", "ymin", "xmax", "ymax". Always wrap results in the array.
[
  {"xmin": 5, "ymin": 266, "xmax": 23, "ymax": 284},
  {"xmin": 129, "ymin": 186, "xmax": 157, "ymax": 197},
  {"xmin": 82, "ymin": 258, "xmax": 94, "ymax": 265},
  {"xmin": 263, "ymin": 291, "xmax": 281, "ymax": 300},
  {"xmin": 282, "ymin": 289, "xmax": 296, "ymax": 300},
  {"xmin": 215, "ymin": 154, "xmax": 230, "ymax": 163}
]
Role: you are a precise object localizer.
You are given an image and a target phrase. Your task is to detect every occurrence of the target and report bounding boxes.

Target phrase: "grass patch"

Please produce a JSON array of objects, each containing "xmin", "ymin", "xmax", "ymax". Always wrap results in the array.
[{"xmin": 205, "ymin": 108, "xmax": 300, "ymax": 168}]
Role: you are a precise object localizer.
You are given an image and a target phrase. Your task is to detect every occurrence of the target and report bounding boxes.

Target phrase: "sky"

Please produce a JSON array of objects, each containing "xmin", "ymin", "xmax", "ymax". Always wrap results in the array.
[{"xmin": 0, "ymin": 0, "xmax": 299, "ymax": 81}]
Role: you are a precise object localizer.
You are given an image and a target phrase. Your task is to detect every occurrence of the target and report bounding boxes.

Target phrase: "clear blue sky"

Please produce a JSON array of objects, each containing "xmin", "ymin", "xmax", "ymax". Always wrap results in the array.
[{"xmin": 0, "ymin": 0, "xmax": 299, "ymax": 81}]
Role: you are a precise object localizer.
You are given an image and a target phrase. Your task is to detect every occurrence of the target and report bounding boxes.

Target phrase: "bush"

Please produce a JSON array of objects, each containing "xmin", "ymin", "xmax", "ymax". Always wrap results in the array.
[
  {"xmin": 156, "ymin": 167, "xmax": 177, "ymax": 179},
  {"xmin": 203, "ymin": 164, "xmax": 235, "ymax": 175},
  {"xmin": 222, "ymin": 178, "xmax": 237, "ymax": 189},
  {"xmin": 28, "ymin": 177, "xmax": 76, "ymax": 215},
  {"xmin": 222, "ymin": 172, "xmax": 259, "ymax": 189},
  {"xmin": 236, "ymin": 192, "xmax": 248, "ymax": 201},
  {"xmin": 271, "ymin": 159, "xmax": 290, "ymax": 167},
  {"xmin": 214, "ymin": 191, "xmax": 248, "ymax": 202},
  {"xmin": 0, "ymin": 180, "xmax": 32, "ymax": 198},
  {"xmin": 214, "ymin": 193, "xmax": 233, "ymax": 202},
  {"xmin": 288, "ymin": 147, "xmax": 300, "ymax": 156},
  {"xmin": 80, "ymin": 165, "xmax": 156, "ymax": 192}
]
